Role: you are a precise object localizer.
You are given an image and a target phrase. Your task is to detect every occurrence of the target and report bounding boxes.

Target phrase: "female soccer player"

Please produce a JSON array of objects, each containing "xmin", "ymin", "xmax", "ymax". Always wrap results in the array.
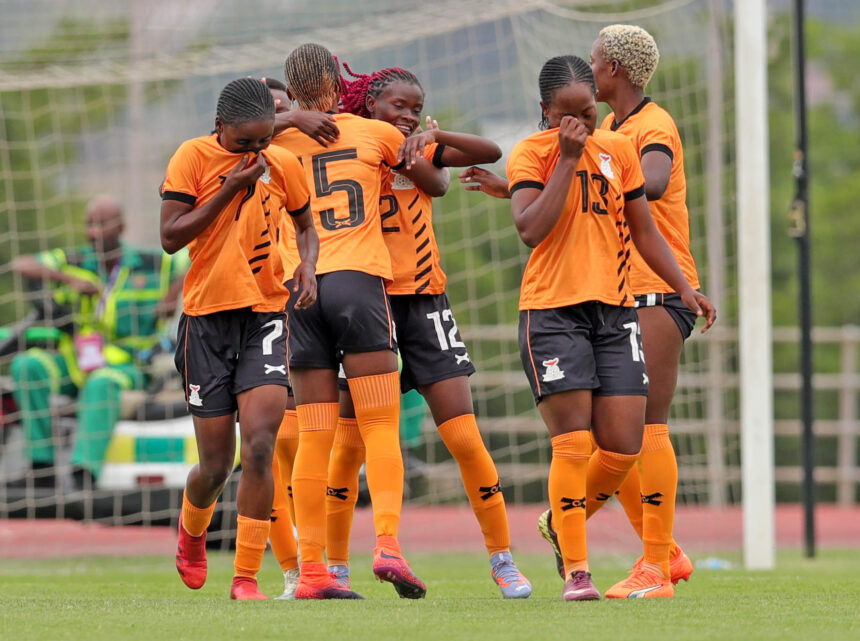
[
  {"xmin": 160, "ymin": 77, "xmax": 318, "ymax": 600},
  {"xmin": 505, "ymin": 55, "xmax": 714, "ymax": 601},
  {"xmin": 270, "ymin": 43, "xmax": 428, "ymax": 600},
  {"xmin": 322, "ymin": 63, "xmax": 532, "ymax": 599}
]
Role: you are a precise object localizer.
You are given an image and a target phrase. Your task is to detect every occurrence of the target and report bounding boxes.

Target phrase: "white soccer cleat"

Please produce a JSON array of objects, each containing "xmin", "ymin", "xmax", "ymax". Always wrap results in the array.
[{"xmin": 274, "ymin": 568, "xmax": 300, "ymax": 600}]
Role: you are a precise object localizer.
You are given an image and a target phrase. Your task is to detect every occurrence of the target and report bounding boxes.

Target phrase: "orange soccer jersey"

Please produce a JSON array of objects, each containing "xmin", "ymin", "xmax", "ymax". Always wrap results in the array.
[
  {"xmin": 270, "ymin": 113, "xmax": 405, "ymax": 281},
  {"xmin": 162, "ymin": 134, "xmax": 310, "ymax": 316},
  {"xmin": 507, "ymin": 128, "xmax": 646, "ymax": 310},
  {"xmin": 600, "ymin": 99, "xmax": 700, "ymax": 294},
  {"xmin": 381, "ymin": 142, "xmax": 447, "ymax": 295}
]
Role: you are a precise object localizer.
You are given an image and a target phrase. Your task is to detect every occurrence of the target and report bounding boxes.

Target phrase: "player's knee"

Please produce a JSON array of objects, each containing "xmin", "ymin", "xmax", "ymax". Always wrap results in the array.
[
  {"xmin": 197, "ymin": 456, "xmax": 234, "ymax": 488},
  {"xmin": 240, "ymin": 436, "xmax": 275, "ymax": 475}
]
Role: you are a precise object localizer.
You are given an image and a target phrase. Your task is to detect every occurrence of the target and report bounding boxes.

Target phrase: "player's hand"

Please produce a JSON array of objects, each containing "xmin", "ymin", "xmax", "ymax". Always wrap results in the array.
[
  {"xmin": 680, "ymin": 288, "xmax": 717, "ymax": 333},
  {"xmin": 458, "ymin": 167, "xmax": 511, "ymax": 199},
  {"xmin": 558, "ymin": 116, "xmax": 588, "ymax": 160},
  {"xmin": 398, "ymin": 129, "xmax": 436, "ymax": 170},
  {"xmin": 292, "ymin": 260, "xmax": 317, "ymax": 310},
  {"xmin": 224, "ymin": 154, "xmax": 266, "ymax": 192},
  {"xmin": 288, "ymin": 110, "xmax": 339, "ymax": 147},
  {"xmin": 65, "ymin": 276, "xmax": 101, "ymax": 296}
]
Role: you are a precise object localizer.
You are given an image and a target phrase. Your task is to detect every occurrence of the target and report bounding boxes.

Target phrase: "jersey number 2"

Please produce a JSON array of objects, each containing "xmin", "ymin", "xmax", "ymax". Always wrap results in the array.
[{"xmin": 312, "ymin": 149, "xmax": 366, "ymax": 230}]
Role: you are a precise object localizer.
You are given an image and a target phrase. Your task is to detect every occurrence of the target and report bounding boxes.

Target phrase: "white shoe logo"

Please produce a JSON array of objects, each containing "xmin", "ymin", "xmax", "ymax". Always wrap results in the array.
[
  {"xmin": 455, "ymin": 353, "xmax": 471, "ymax": 365},
  {"xmin": 264, "ymin": 364, "xmax": 286, "ymax": 375},
  {"xmin": 542, "ymin": 358, "xmax": 565, "ymax": 382},
  {"xmin": 188, "ymin": 384, "xmax": 203, "ymax": 407},
  {"xmin": 599, "ymin": 153, "xmax": 615, "ymax": 179},
  {"xmin": 643, "ymin": 372, "xmax": 650, "ymax": 385}
]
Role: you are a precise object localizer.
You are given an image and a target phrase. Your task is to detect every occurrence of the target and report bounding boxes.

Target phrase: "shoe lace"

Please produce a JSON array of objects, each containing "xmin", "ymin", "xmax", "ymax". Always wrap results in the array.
[
  {"xmin": 493, "ymin": 560, "xmax": 525, "ymax": 586},
  {"xmin": 621, "ymin": 567, "xmax": 663, "ymax": 589}
]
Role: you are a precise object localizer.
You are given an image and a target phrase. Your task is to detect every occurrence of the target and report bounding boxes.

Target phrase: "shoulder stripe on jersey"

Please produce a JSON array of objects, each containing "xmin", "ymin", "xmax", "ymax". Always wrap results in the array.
[
  {"xmin": 408, "ymin": 193, "xmax": 420, "ymax": 209},
  {"xmin": 416, "ymin": 238, "xmax": 430, "ymax": 252},
  {"xmin": 411, "ymin": 210, "xmax": 422, "ymax": 224},
  {"xmin": 624, "ymin": 185, "xmax": 646, "ymax": 202},
  {"xmin": 641, "ymin": 143, "xmax": 674, "ymax": 162},
  {"xmin": 610, "ymin": 97, "xmax": 652, "ymax": 131},
  {"xmin": 414, "ymin": 222, "xmax": 427, "ymax": 239},
  {"xmin": 288, "ymin": 199, "xmax": 311, "ymax": 217},
  {"xmin": 162, "ymin": 191, "xmax": 196, "ymax": 206},
  {"xmin": 509, "ymin": 180, "xmax": 544, "ymax": 194},
  {"xmin": 432, "ymin": 144, "xmax": 447, "ymax": 168},
  {"xmin": 254, "ymin": 241, "xmax": 271, "ymax": 251}
]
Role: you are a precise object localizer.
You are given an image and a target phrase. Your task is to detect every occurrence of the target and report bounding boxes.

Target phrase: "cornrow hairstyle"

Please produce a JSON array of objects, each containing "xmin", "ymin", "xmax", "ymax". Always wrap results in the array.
[
  {"xmin": 599, "ymin": 24, "xmax": 660, "ymax": 90},
  {"xmin": 339, "ymin": 62, "xmax": 423, "ymax": 118},
  {"xmin": 537, "ymin": 55, "xmax": 595, "ymax": 130},
  {"xmin": 216, "ymin": 77, "xmax": 276, "ymax": 126},
  {"xmin": 263, "ymin": 77, "xmax": 287, "ymax": 93},
  {"xmin": 284, "ymin": 43, "xmax": 341, "ymax": 112}
]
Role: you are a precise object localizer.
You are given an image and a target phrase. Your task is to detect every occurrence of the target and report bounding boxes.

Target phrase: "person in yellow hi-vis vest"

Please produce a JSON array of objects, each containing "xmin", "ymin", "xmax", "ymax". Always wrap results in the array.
[{"xmin": 9, "ymin": 195, "xmax": 188, "ymax": 489}]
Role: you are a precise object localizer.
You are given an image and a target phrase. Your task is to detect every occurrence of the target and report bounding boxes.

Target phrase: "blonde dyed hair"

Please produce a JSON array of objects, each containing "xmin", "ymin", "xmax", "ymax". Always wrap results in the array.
[{"xmin": 599, "ymin": 24, "xmax": 660, "ymax": 89}]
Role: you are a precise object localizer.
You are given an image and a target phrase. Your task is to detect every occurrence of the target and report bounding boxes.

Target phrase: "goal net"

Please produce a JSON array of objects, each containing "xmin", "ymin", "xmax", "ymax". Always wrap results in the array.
[{"xmin": 0, "ymin": 0, "xmax": 740, "ymax": 549}]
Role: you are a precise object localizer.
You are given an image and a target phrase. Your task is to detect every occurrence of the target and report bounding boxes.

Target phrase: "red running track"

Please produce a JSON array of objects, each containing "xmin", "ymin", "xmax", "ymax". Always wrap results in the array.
[{"xmin": 1, "ymin": 504, "xmax": 858, "ymax": 559}]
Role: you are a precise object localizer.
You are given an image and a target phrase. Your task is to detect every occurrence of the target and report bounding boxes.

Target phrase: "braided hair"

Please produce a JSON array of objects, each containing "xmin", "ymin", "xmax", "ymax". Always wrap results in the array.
[
  {"xmin": 284, "ymin": 43, "xmax": 341, "ymax": 112},
  {"xmin": 339, "ymin": 62, "xmax": 422, "ymax": 118},
  {"xmin": 537, "ymin": 55, "xmax": 595, "ymax": 130},
  {"xmin": 216, "ymin": 77, "xmax": 276, "ymax": 126}
]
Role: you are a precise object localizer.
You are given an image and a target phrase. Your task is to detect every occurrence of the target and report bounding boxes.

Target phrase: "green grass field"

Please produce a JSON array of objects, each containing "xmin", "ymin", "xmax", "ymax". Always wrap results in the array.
[{"xmin": 2, "ymin": 549, "xmax": 858, "ymax": 641}]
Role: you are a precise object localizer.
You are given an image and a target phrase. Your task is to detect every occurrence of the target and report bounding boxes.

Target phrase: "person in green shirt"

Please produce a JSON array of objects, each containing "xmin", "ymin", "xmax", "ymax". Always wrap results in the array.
[{"xmin": 9, "ymin": 194, "xmax": 187, "ymax": 489}]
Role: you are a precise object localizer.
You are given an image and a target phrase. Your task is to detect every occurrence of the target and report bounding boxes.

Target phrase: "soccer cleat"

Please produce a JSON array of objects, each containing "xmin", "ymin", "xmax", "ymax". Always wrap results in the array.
[
  {"xmin": 295, "ymin": 562, "xmax": 364, "ymax": 600},
  {"xmin": 669, "ymin": 546, "xmax": 694, "ymax": 584},
  {"xmin": 328, "ymin": 564, "xmax": 351, "ymax": 588},
  {"xmin": 537, "ymin": 508, "xmax": 565, "ymax": 579},
  {"xmin": 230, "ymin": 576, "xmax": 269, "ymax": 600},
  {"xmin": 631, "ymin": 546, "xmax": 694, "ymax": 585},
  {"xmin": 605, "ymin": 566, "xmax": 674, "ymax": 599},
  {"xmin": 274, "ymin": 568, "xmax": 300, "ymax": 600},
  {"xmin": 490, "ymin": 552, "xmax": 532, "ymax": 599},
  {"xmin": 562, "ymin": 570, "xmax": 601, "ymax": 601},
  {"xmin": 372, "ymin": 536, "xmax": 426, "ymax": 599},
  {"xmin": 175, "ymin": 515, "xmax": 207, "ymax": 589}
]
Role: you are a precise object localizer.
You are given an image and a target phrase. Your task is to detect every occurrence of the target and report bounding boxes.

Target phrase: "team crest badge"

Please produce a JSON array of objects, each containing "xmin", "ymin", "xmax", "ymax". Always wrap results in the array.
[
  {"xmin": 541, "ymin": 357, "xmax": 565, "ymax": 382},
  {"xmin": 391, "ymin": 172, "xmax": 415, "ymax": 190},
  {"xmin": 259, "ymin": 165, "xmax": 271, "ymax": 184},
  {"xmin": 599, "ymin": 153, "xmax": 615, "ymax": 179},
  {"xmin": 188, "ymin": 384, "xmax": 203, "ymax": 407}
]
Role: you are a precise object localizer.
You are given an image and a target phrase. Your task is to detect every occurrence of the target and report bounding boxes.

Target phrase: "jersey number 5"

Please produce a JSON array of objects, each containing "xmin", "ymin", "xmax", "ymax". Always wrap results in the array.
[{"xmin": 312, "ymin": 149, "xmax": 366, "ymax": 230}]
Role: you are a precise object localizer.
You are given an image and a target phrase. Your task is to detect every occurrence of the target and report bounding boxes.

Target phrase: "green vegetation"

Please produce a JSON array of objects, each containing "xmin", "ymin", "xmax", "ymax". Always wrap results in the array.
[{"xmin": 1, "ymin": 549, "xmax": 858, "ymax": 641}]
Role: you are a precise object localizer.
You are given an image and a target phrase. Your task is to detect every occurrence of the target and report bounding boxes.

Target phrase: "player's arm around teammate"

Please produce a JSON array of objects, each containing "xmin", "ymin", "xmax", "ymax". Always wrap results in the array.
[
  {"xmin": 270, "ymin": 43, "xmax": 428, "ymax": 600},
  {"xmin": 161, "ymin": 78, "xmax": 317, "ymax": 600},
  {"xmin": 322, "ymin": 64, "xmax": 531, "ymax": 598}
]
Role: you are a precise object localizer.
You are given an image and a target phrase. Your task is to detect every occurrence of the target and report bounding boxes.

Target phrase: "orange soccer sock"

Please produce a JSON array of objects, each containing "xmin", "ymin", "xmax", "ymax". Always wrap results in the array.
[
  {"xmin": 275, "ymin": 409, "xmax": 300, "ymax": 526},
  {"xmin": 347, "ymin": 372, "xmax": 403, "ymax": 539},
  {"xmin": 292, "ymin": 403, "xmax": 338, "ymax": 564},
  {"xmin": 234, "ymin": 515, "xmax": 271, "ymax": 579},
  {"xmin": 548, "ymin": 430, "xmax": 592, "ymax": 575},
  {"xmin": 638, "ymin": 424, "xmax": 679, "ymax": 578},
  {"xmin": 325, "ymin": 417, "xmax": 366, "ymax": 566},
  {"xmin": 438, "ymin": 414, "xmax": 510, "ymax": 556},
  {"xmin": 269, "ymin": 456, "xmax": 298, "ymax": 571},
  {"xmin": 614, "ymin": 457, "xmax": 645, "ymax": 539},
  {"xmin": 585, "ymin": 447, "xmax": 640, "ymax": 519},
  {"xmin": 181, "ymin": 490, "xmax": 217, "ymax": 538}
]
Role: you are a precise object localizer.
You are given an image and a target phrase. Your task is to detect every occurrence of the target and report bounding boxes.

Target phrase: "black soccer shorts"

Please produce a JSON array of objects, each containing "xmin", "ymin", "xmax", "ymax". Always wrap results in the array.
[
  {"xmin": 634, "ymin": 292, "xmax": 699, "ymax": 339},
  {"xmin": 175, "ymin": 308, "xmax": 289, "ymax": 417},
  {"xmin": 518, "ymin": 301, "xmax": 649, "ymax": 403},
  {"xmin": 289, "ymin": 270, "xmax": 396, "ymax": 370}
]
